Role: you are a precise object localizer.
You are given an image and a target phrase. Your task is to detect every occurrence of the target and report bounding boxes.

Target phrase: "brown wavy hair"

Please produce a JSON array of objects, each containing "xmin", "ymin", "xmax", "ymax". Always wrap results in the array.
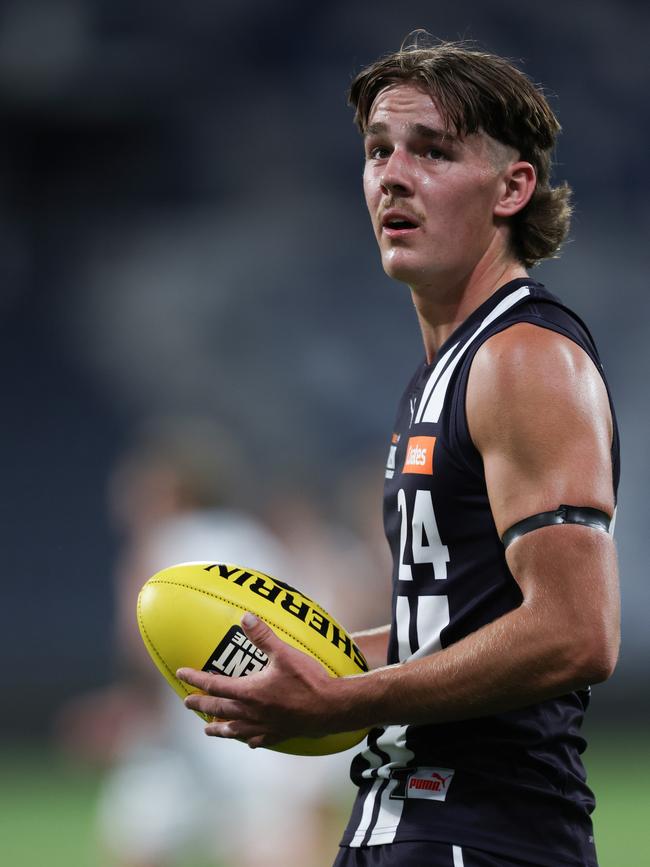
[{"xmin": 349, "ymin": 37, "xmax": 572, "ymax": 268}]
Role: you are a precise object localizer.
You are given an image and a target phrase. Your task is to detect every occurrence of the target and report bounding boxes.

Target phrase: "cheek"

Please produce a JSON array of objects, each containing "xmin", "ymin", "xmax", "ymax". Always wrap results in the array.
[
  {"xmin": 452, "ymin": 178, "xmax": 500, "ymax": 232},
  {"xmin": 472, "ymin": 172, "xmax": 503, "ymax": 215},
  {"xmin": 363, "ymin": 171, "xmax": 376, "ymax": 209},
  {"xmin": 363, "ymin": 176, "xmax": 382, "ymax": 233}
]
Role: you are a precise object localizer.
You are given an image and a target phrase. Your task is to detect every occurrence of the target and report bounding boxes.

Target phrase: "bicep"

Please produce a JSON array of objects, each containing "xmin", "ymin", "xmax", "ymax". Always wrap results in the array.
[{"xmin": 467, "ymin": 324, "xmax": 615, "ymax": 539}]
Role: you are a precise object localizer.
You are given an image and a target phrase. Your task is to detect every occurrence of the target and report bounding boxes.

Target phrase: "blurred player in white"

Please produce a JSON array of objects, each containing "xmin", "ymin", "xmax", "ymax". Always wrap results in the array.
[{"xmin": 58, "ymin": 419, "xmax": 355, "ymax": 867}]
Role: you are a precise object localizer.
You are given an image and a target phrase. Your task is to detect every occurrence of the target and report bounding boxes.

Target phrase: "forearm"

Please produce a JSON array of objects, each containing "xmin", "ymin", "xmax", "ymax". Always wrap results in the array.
[
  {"xmin": 352, "ymin": 624, "xmax": 390, "ymax": 670},
  {"xmin": 331, "ymin": 601, "xmax": 599, "ymax": 733}
]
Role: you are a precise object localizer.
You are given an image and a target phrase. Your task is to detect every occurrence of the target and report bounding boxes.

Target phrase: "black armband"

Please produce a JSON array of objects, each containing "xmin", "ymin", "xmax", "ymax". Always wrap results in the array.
[{"xmin": 501, "ymin": 504, "xmax": 611, "ymax": 549}]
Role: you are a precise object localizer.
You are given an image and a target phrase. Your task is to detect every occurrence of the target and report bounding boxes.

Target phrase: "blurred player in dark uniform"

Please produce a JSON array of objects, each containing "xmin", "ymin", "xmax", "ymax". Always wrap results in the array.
[{"xmin": 178, "ymin": 39, "xmax": 621, "ymax": 867}]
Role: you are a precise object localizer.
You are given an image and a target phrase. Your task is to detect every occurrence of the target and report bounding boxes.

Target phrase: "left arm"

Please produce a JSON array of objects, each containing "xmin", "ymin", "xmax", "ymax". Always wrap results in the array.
[{"xmin": 179, "ymin": 325, "xmax": 620, "ymax": 744}]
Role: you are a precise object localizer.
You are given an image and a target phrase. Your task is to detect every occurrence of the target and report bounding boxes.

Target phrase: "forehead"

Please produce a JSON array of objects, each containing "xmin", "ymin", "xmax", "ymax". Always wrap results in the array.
[
  {"xmin": 366, "ymin": 82, "xmax": 512, "ymax": 166},
  {"xmin": 366, "ymin": 83, "xmax": 447, "ymax": 132}
]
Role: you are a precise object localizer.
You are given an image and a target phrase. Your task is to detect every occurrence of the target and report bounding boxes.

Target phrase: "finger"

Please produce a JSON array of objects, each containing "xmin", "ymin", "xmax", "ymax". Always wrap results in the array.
[
  {"xmin": 184, "ymin": 694, "xmax": 246, "ymax": 720},
  {"xmin": 204, "ymin": 719, "xmax": 242, "ymax": 739},
  {"xmin": 204, "ymin": 718, "xmax": 265, "ymax": 740},
  {"xmin": 176, "ymin": 668, "xmax": 217, "ymax": 690},
  {"xmin": 240, "ymin": 612, "xmax": 285, "ymax": 658},
  {"xmin": 246, "ymin": 733, "xmax": 280, "ymax": 750},
  {"xmin": 176, "ymin": 668, "xmax": 246, "ymax": 698}
]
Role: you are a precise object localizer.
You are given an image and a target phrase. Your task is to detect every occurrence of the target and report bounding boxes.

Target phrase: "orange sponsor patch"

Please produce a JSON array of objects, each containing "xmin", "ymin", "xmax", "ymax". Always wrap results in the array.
[{"xmin": 402, "ymin": 436, "xmax": 436, "ymax": 474}]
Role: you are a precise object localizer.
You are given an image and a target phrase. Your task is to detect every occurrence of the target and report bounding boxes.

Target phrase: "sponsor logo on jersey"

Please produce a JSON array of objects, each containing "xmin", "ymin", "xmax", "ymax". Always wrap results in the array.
[
  {"xmin": 389, "ymin": 766, "xmax": 455, "ymax": 801},
  {"xmin": 203, "ymin": 625, "xmax": 269, "ymax": 678},
  {"xmin": 402, "ymin": 436, "xmax": 436, "ymax": 474},
  {"xmin": 409, "ymin": 397, "xmax": 417, "ymax": 426}
]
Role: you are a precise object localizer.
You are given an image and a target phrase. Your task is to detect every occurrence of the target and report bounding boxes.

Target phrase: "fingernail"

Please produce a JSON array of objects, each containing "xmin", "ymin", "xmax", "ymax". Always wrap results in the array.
[{"xmin": 242, "ymin": 612, "xmax": 258, "ymax": 628}]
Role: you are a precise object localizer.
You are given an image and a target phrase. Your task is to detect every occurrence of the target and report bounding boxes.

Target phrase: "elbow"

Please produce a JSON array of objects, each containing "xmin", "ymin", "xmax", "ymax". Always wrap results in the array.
[
  {"xmin": 554, "ymin": 580, "xmax": 621, "ymax": 688},
  {"xmin": 567, "ymin": 623, "xmax": 620, "ymax": 687},
  {"xmin": 578, "ymin": 648, "xmax": 618, "ymax": 686}
]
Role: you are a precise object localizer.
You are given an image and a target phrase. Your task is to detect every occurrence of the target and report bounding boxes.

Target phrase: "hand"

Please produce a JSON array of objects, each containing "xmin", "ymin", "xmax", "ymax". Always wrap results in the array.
[{"xmin": 177, "ymin": 612, "xmax": 335, "ymax": 748}]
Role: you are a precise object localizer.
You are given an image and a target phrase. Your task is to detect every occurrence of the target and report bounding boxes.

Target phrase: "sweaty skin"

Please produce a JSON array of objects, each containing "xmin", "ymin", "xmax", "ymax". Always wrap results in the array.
[{"xmin": 177, "ymin": 83, "xmax": 619, "ymax": 748}]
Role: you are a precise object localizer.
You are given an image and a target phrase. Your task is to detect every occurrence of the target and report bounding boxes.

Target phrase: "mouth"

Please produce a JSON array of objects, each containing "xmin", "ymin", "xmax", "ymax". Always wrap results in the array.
[{"xmin": 381, "ymin": 211, "xmax": 421, "ymax": 237}]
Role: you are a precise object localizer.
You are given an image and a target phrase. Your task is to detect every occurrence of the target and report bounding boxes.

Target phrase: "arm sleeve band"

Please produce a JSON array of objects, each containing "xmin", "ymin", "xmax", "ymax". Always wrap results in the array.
[{"xmin": 501, "ymin": 504, "xmax": 611, "ymax": 549}]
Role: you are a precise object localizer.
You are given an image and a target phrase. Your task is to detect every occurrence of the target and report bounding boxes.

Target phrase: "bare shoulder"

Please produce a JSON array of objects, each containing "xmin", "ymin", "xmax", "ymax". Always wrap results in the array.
[
  {"xmin": 468, "ymin": 322, "xmax": 613, "ymax": 441},
  {"xmin": 467, "ymin": 322, "xmax": 614, "ymax": 535},
  {"xmin": 469, "ymin": 322, "xmax": 611, "ymax": 409}
]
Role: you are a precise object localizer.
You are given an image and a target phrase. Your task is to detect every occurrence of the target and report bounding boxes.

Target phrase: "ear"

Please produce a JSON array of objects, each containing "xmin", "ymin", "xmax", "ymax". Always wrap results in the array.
[{"xmin": 493, "ymin": 161, "xmax": 536, "ymax": 218}]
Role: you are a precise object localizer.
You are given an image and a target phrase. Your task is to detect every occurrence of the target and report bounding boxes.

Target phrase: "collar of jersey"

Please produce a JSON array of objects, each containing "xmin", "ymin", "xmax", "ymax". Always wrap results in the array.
[{"xmin": 422, "ymin": 277, "xmax": 544, "ymax": 372}]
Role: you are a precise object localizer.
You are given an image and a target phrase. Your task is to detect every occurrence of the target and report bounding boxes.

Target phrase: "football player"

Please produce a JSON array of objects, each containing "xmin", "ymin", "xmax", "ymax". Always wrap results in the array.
[{"xmin": 179, "ymin": 39, "xmax": 620, "ymax": 867}]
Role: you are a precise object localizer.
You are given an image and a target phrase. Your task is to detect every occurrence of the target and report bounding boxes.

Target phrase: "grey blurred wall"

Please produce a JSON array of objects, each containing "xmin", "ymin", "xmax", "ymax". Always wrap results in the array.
[{"xmin": 1, "ymin": 0, "xmax": 647, "ymax": 732}]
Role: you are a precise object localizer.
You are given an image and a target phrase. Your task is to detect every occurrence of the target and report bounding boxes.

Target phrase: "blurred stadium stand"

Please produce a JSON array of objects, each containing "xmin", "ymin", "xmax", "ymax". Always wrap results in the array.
[{"xmin": 1, "ymin": 0, "xmax": 648, "ymax": 737}]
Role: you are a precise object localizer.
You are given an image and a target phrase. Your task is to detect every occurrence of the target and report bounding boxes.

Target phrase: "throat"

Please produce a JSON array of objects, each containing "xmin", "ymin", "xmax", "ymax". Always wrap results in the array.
[{"xmin": 411, "ymin": 263, "xmax": 530, "ymax": 363}]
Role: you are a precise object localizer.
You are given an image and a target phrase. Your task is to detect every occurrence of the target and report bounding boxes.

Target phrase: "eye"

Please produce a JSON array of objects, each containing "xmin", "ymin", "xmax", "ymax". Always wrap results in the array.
[
  {"xmin": 366, "ymin": 145, "xmax": 391, "ymax": 161},
  {"xmin": 424, "ymin": 147, "xmax": 447, "ymax": 160}
]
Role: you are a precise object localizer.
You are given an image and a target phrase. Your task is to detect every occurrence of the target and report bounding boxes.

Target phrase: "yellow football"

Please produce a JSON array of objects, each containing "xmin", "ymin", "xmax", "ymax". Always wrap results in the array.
[{"xmin": 137, "ymin": 561, "xmax": 370, "ymax": 755}]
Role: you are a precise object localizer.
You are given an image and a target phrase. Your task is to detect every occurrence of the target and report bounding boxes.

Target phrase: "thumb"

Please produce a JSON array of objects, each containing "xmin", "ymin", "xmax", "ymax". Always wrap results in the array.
[{"xmin": 240, "ymin": 612, "xmax": 283, "ymax": 657}]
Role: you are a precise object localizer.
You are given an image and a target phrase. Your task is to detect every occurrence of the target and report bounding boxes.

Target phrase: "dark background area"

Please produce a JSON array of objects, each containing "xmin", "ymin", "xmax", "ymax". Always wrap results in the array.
[{"xmin": 1, "ymin": 0, "xmax": 648, "ymax": 735}]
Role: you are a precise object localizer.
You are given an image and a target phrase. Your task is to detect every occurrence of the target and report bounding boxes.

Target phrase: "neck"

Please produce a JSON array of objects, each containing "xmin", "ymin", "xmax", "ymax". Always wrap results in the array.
[{"xmin": 410, "ymin": 254, "xmax": 529, "ymax": 363}]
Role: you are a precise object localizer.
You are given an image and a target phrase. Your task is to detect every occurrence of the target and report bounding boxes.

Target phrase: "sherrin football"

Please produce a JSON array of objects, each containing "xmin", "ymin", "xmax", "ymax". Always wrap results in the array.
[{"xmin": 137, "ymin": 561, "xmax": 370, "ymax": 755}]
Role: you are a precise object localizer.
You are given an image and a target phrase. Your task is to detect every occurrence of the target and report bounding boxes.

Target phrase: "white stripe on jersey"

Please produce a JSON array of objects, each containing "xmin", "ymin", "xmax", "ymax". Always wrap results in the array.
[
  {"xmin": 396, "ymin": 596, "xmax": 412, "ymax": 662},
  {"xmin": 349, "ymin": 777, "xmax": 384, "ymax": 847},
  {"xmin": 414, "ymin": 595, "xmax": 450, "ymax": 659},
  {"xmin": 350, "ymin": 724, "xmax": 415, "ymax": 847},
  {"xmin": 414, "ymin": 341, "xmax": 460, "ymax": 425},
  {"xmin": 418, "ymin": 285, "xmax": 531, "ymax": 424},
  {"xmin": 363, "ymin": 778, "xmax": 403, "ymax": 845},
  {"xmin": 396, "ymin": 594, "xmax": 450, "ymax": 662},
  {"xmin": 452, "ymin": 845, "xmax": 465, "ymax": 866}
]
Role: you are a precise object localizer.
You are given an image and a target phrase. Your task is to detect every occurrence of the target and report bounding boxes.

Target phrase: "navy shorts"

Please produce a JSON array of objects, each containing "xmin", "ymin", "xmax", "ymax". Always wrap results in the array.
[{"xmin": 333, "ymin": 842, "xmax": 542, "ymax": 867}]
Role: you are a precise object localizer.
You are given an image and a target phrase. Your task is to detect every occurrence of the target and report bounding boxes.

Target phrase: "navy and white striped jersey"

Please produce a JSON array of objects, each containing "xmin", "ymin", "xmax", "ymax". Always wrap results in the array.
[{"xmin": 340, "ymin": 279, "xmax": 620, "ymax": 866}]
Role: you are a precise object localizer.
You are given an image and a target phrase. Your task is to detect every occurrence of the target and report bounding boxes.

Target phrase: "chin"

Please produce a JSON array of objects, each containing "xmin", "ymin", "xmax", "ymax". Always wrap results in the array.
[{"xmin": 382, "ymin": 251, "xmax": 431, "ymax": 286}]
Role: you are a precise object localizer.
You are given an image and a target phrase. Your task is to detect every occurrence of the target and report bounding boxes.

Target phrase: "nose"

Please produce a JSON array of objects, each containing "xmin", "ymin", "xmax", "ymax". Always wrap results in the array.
[{"xmin": 380, "ymin": 149, "xmax": 414, "ymax": 197}]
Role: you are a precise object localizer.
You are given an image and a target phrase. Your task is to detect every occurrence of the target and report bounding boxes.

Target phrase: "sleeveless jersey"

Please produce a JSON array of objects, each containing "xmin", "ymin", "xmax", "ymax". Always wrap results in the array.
[{"xmin": 340, "ymin": 279, "xmax": 620, "ymax": 866}]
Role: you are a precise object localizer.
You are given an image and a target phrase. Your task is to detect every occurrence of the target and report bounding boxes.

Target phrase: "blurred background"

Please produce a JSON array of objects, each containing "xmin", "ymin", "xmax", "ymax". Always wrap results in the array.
[{"xmin": 0, "ymin": 1, "xmax": 648, "ymax": 865}]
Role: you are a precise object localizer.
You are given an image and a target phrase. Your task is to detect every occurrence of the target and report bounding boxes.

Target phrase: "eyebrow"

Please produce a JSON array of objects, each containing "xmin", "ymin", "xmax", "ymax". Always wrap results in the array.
[{"xmin": 364, "ymin": 121, "xmax": 458, "ymax": 143}]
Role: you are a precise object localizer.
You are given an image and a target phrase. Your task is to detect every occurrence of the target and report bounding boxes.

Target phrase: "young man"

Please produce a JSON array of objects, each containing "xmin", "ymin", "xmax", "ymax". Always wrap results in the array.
[{"xmin": 178, "ymin": 41, "xmax": 620, "ymax": 866}]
